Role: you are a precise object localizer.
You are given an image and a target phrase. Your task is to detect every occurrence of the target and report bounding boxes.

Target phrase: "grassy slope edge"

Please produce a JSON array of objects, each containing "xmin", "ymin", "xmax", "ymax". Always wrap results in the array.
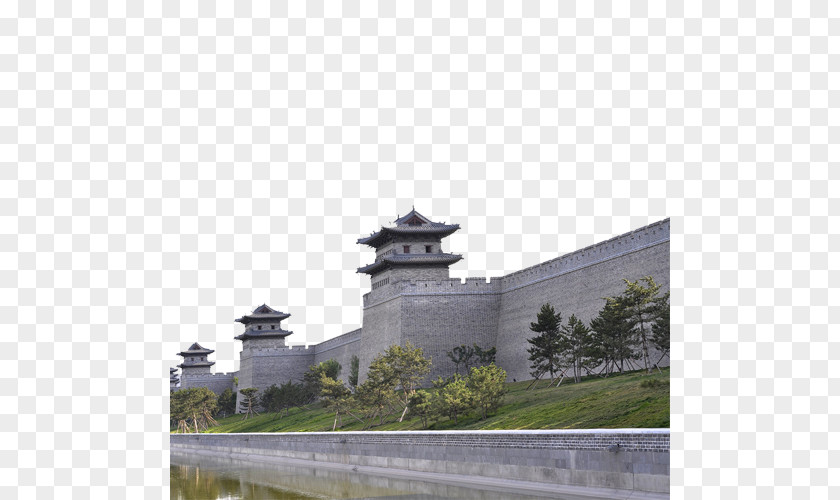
[{"xmin": 195, "ymin": 368, "xmax": 669, "ymax": 434}]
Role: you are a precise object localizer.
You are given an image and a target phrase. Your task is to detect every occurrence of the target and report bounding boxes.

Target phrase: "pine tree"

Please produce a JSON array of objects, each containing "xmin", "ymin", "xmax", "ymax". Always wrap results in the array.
[
  {"xmin": 651, "ymin": 292, "xmax": 670, "ymax": 368},
  {"xmin": 348, "ymin": 355, "xmax": 360, "ymax": 390},
  {"xmin": 526, "ymin": 303, "xmax": 563, "ymax": 384},
  {"xmin": 589, "ymin": 296, "xmax": 636, "ymax": 375},
  {"xmin": 435, "ymin": 374, "xmax": 472, "ymax": 424},
  {"xmin": 558, "ymin": 315, "xmax": 596, "ymax": 383},
  {"xmin": 467, "ymin": 364, "xmax": 507, "ymax": 419},
  {"xmin": 238, "ymin": 388, "xmax": 260, "ymax": 419},
  {"xmin": 621, "ymin": 276, "xmax": 662, "ymax": 374},
  {"xmin": 320, "ymin": 373, "xmax": 352, "ymax": 430}
]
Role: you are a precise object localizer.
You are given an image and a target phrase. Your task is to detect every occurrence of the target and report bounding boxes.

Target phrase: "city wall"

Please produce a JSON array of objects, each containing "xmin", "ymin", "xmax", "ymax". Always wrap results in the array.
[
  {"xmin": 176, "ymin": 218, "xmax": 670, "ymax": 396},
  {"xmin": 495, "ymin": 219, "xmax": 670, "ymax": 381},
  {"xmin": 313, "ymin": 328, "xmax": 362, "ymax": 387},
  {"xmin": 170, "ymin": 429, "xmax": 670, "ymax": 495},
  {"xmin": 179, "ymin": 372, "xmax": 236, "ymax": 396}
]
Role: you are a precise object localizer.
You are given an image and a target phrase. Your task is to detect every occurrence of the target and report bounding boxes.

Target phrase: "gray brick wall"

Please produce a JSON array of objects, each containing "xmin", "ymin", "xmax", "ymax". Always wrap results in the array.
[
  {"xmin": 313, "ymin": 329, "xmax": 361, "ymax": 387},
  {"xmin": 179, "ymin": 372, "xmax": 236, "ymax": 396},
  {"xmin": 171, "ymin": 429, "xmax": 670, "ymax": 494},
  {"xmin": 496, "ymin": 239, "xmax": 670, "ymax": 381},
  {"xmin": 399, "ymin": 282, "xmax": 501, "ymax": 381}
]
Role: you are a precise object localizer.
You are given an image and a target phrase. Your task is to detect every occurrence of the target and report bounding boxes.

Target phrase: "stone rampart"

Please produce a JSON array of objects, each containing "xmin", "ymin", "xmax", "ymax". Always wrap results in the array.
[
  {"xmin": 313, "ymin": 329, "xmax": 362, "ymax": 386},
  {"xmin": 496, "ymin": 225, "xmax": 670, "ymax": 381},
  {"xmin": 170, "ymin": 429, "xmax": 670, "ymax": 495},
  {"xmin": 178, "ymin": 372, "xmax": 236, "ymax": 396}
]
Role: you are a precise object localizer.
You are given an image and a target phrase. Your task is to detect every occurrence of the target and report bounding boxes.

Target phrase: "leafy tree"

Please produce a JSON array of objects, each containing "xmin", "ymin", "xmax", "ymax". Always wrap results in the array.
[
  {"xmin": 559, "ymin": 315, "xmax": 596, "ymax": 383},
  {"xmin": 621, "ymin": 277, "xmax": 662, "ymax": 373},
  {"xmin": 446, "ymin": 344, "xmax": 475, "ymax": 376},
  {"xmin": 238, "ymin": 387, "xmax": 260, "ymax": 419},
  {"xmin": 348, "ymin": 355, "xmax": 360, "ymax": 390},
  {"xmin": 651, "ymin": 292, "xmax": 670, "ymax": 367},
  {"xmin": 435, "ymin": 374, "xmax": 473, "ymax": 424},
  {"xmin": 170, "ymin": 387, "xmax": 218, "ymax": 433},
  {"xmin": 320, "ymin": 373, "xmax": 352, "ymax": 430},
  {"xmin": 467, "ymin": 364, "xmax": 507, "ymax": 420},
  {"xmin": 216, "ymin": 388, "xmax": 237, "ymax": 418},
  {"xmin": 526, "ymin": 303, "xmax": 564, "ymax": 384}
]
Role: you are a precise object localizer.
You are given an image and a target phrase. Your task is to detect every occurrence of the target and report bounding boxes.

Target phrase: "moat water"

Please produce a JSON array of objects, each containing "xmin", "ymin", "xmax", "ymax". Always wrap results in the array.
[{"xmin": 170, "ymin": 452, "xmax": 607, "ymax": 500}]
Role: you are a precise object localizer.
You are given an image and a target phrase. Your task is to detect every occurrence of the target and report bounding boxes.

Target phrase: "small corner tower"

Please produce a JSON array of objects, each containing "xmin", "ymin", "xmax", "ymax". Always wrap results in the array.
[
  {"xmin": 176, "ymin": 342, "xmax": 215, "ymax": 375},
  {"xmin": 234, "ymin": 304, "xmax": 294, "ymax": 344},
  {"xmin": 234, "ymin": 304, "xmax": 301, "ymax": 413},
  {"xmin": 356, "ymin": 208, "xmax": 462, "ymax": 286},
  {"xmin": 169, "ymin": 367, "xmax": 180, "ymax": 391}
]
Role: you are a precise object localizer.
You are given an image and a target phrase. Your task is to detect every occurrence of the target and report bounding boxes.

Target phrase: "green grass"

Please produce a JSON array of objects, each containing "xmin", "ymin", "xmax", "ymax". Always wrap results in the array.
[{"xmin": 192, "ymin": 368, "xmax": 669, "ymax": 434}]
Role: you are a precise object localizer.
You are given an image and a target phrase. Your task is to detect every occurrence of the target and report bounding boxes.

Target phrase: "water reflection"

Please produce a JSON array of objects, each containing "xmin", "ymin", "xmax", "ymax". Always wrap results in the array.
[{"xmin": 170, "ymin": 452, "xmax": 577, "ymax": 500}]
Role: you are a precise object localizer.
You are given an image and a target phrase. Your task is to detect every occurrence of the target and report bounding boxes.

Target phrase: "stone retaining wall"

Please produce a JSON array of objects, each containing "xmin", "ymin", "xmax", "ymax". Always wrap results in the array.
[{"xmin": 170, "ymin": 429, "xmax": 669, "ymax": 494}]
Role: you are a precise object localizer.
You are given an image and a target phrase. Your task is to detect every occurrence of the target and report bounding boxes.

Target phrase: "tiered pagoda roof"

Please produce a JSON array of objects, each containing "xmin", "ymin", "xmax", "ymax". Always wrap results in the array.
[
  {"xmin": 234, "ymin": 304, "xmax": 294, "ymax": 341},
  {"xmin": 234, "ymin": 304, "xmax": 291, "ymax": 325},
  {"xmin": 356, "ymin": 209, "xmax": 462, "ymax": 276},
  {"xmin": 177, "ymin": 342, "xmax": 214, "ymax": 357},
  {"xmin": 169, "ymin": 367, "xmax": 179, "ymax": 383},
  {"xmin": 176, "ymin": 342, "xmax": 215, "ymax": 368},
  {"xmin": 357, "ymin": 209, "xmax": 461, "ymax": 248},
  {"xmin": 357, "ymin": 253, "xmax": 463, "ymax": 275}
]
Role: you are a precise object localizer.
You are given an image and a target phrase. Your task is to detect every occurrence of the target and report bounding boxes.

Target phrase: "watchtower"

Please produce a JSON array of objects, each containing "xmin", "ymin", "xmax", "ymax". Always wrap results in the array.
[
  {"xmin": 176, "ymin": 342, "xmax": 215, "ymax": 375},
  {"xmin": 356, "ymin": 208, "xmax": 462, "ymax": 287},
  {"xmin": 234, "ymin": 304, "xmax": 307, "ymax": 411}
]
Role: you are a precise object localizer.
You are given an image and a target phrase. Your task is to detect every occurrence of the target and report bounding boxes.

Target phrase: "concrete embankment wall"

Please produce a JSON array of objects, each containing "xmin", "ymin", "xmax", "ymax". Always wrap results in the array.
[{"xmin": 170, "ymin": 429, "xmax": 669, "ymax": 494}]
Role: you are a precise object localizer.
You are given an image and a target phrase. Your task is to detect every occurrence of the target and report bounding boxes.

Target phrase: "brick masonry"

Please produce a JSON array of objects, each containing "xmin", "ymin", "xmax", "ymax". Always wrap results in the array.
[
  {"xmin": 170, "ymin": 429, "xmax": 670, "ymax": 494},
  {"xmin": 174, "ymin": 218, "xmax": 670, "ymax": 402}
]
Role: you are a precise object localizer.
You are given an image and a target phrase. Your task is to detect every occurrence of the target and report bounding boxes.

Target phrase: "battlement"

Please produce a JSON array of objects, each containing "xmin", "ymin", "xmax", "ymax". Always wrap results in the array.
[
  {"xmin": 500, "ymin": 218, "xmax": 670, "ymax": 292},
  {"xmin": 399, "ymin": 277, "xmax": 502, "ymax": 295},
  {"xmin": 180, "ymin": 372, "xmax": 236, "ymax": 379}
]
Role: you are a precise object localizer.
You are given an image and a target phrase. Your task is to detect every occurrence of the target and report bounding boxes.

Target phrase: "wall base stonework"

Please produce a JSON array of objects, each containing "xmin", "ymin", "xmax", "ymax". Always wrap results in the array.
[{"xmin": 170, "ymin": 429, "xmax": 669, "ymax": 496}]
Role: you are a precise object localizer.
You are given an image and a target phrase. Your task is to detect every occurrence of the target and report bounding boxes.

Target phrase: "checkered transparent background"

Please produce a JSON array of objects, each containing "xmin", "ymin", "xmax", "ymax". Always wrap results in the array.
[{"xmin": 1, "ymin": 1, "xmax": 837, "ymax": 498}]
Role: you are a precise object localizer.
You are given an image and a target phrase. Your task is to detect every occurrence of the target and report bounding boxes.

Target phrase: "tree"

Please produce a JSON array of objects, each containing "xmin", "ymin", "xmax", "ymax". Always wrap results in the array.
[
  {"xmin": 473, "ymin": 344, "xmax": 497, "ymax": 367},
  {"xmin": 621, "ymin": 277, "xmax": 662, "ymax": 373},
  {"xmin": 446, "ymin": 344, "xmax": 475, "ymax": 376},
  {"xmin": 558, "ymin": 315, "xmax": 596, "ymax": 383},
  {"xmin": 259, "ymin": 384, "xmax": 283, "ymax": 416},
  {"xmin": 435, "ymin": 374, "xmax": 473, "ymax": 424},
  {"xmin": 170, "ymin": 387, "xmax": 219, "ymax": 433},
  {"xmin": 238, "ymin": 388, "xmax": 260, "ymax": 419},
  {"xmin": 216, "ymin": 388, "xmax": 237, "ymax": 418},
  {"xmin": 589, "ymin": 296, "xmax": 636, "ymax": 375},
  {"xmin": 320, "ymin": 373, "xmax": 352, "ymax": 430},
  {"xmin": 526, "ymin": 303, "xmax": 564, "ymax": 385},
  {"xmin": 355, "ymin": 356, "xmax": 398, "ymax": 429},
  {"xmin": 408, "ymin": 391, "xmax": 434, "ymax": 428},
  {"xmin": 302, "ymin": 359, "xmax": 342, "ymax": 403},
  {"xmin": 650, "ymin": 292, "xmax": 670, "ymax": 367},
  {"xmin": 467, "ymin": 364, "xmax": 507, "ymax": 419},
  {"xmin": 348, "ymin": 355, "xmax": 360, "ymax": 390},
  {"xmin": 382, "ymin": 342, "xmax": 432, "ymax": 422}
]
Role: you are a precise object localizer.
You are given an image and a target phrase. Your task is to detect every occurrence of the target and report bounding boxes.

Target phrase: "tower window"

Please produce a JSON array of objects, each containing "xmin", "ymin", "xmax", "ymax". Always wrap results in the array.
[
  {"xmin": 258, "ymin": 325, "xmax": 262, "ymax": 330},
  {"xmin": 403, "ymin": 245, "xmax": 410, "ymax": 253},
  {"xmin": 425, "ymin": 245, "xmax": 432, "ymax": 253}
]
